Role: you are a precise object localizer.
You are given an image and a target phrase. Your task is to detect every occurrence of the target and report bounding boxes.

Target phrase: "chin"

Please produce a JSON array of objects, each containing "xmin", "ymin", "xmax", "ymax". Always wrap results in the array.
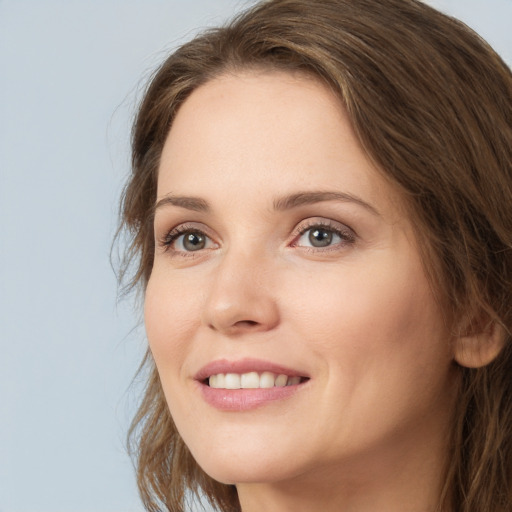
[
  {"xmin": 188, "ymin": 440, "xmax": 305, "ymax": 485},
  {"xmin": 200, "ymin": 460, "xmax": 296, "ymax": 486}
]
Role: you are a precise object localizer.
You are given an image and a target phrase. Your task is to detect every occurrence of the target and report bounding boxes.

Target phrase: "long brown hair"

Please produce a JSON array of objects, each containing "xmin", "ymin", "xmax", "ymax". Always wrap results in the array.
[{"xmin": 118, "ymin": 0, "xmax": 512, "ymax": 510}]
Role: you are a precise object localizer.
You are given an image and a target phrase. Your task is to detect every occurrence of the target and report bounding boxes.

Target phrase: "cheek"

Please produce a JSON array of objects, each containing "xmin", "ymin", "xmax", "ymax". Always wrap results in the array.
[
  {"xmin": 288, "ymin": 261, "xmax": 432, "ymax": 339},
  {"xmin": 282, "ymin": 258, "xmax": 455, "ymax": 454},
  {"xmin": 287, "ymin": 253, "xmax": 452, "ymax": 392},
  {"xmin": 144, "ymin": 271, "xmax": 201, "ymax": 376},
  {"xmin": 144, "ymin": 272, "xmax": 208, "ymax": 432}
]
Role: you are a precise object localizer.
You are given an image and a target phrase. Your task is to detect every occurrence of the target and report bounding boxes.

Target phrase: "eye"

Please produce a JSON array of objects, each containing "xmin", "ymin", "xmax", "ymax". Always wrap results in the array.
[
  {"xmin": 175, "ymin": 231, "xmax": 209, "ymax": 251},
  {"xmin": 302, "ymin": 227, "xmax": 338, "ymax": 247},
  {"xmin": 160, "ymin": 225, "xmax": 216, "ymax": 254},
  {"xmin": 292, "ymin": 221, "xmax": 355, "ymax": 250}
]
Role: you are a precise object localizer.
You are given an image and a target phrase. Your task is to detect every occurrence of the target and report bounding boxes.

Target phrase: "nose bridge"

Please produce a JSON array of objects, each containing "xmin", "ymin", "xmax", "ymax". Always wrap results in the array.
[{"xmin": 201, "ymin": 241, "xmax": 279, "ymax": 334}]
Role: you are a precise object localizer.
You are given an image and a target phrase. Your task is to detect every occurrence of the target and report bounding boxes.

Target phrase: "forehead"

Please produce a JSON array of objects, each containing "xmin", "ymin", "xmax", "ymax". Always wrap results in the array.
[{"xmin": 157, "ymin": 70, "xmax": 403, "ymax": 221}]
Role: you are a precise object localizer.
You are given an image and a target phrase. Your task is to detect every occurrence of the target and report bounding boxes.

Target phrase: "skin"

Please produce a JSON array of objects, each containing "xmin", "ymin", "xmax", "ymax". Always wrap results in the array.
[{"xmin": 145, "ymin": 70, "xmax": 460, "ymax": 512}]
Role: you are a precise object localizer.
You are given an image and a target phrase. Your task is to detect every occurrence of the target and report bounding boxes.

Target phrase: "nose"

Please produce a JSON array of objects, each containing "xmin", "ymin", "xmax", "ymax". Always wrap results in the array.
[{"xmin": 201, "ymin": 249, "xmax": 280, "ymax": 336}]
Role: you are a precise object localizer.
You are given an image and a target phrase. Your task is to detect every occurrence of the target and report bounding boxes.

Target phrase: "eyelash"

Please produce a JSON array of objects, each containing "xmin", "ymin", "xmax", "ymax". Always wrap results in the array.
[
  {"xmin": 159, "ymin": 223, "xmax": 214, "ymax": 257},
  {"xmin": 158, "ymin": 219, "xmax": 356, "ymax": 256},
  {"xmin": 291, "ymin": 220, "xmax": 356, "ymax": 251}
]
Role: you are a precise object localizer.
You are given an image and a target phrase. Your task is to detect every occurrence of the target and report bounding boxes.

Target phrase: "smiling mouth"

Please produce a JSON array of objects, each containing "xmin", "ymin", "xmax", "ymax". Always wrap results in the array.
[{"xmin": 206, "ymin": 372, "xmax": 309, "ymax": 389}]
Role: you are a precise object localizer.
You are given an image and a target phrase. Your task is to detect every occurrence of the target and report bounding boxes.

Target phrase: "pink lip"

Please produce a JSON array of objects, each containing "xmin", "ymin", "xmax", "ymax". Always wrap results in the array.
[{"xmin": 194, "ymin": 358, "xmax": 310, "ymax": 412}]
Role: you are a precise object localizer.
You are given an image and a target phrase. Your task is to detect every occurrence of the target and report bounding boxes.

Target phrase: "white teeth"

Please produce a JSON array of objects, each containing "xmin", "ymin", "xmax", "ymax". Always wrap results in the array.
[
  {"xmin": 275, "ymin": 374, "xmax": 288, "ymax": 387},
  {"xmin": 208, "ymin": 371, "xmax": 303, "ymax": 389},
  {"xmin": 240, "ymin": 371, "xmax": 259, "ymax": 389},
  {"xmin": 216, "ymin": 373, "xmax": 225, "ymax": 388},
  {"xmin": 260, "ymin": 371, "xmax": 276, "ymax": 388},
  {"xmin": 225, "ymin": 373, "xmax": 241, "ymax": 389}
]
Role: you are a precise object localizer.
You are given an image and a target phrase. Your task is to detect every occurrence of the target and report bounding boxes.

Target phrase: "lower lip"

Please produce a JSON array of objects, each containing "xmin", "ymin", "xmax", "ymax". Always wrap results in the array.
[{"xmin": 198, "ymin": 382, "xmax": 306, "ymax": 411}]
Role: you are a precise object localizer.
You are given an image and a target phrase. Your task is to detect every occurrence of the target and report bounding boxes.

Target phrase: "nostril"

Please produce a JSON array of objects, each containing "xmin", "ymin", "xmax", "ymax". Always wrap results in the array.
[
  {"xmin": 207, "ymin": 319, "xmax": 260, "ymax": 332},
  {"xmin": 235, "ymin": 320, "xmax": 259, "ymax": 327}
]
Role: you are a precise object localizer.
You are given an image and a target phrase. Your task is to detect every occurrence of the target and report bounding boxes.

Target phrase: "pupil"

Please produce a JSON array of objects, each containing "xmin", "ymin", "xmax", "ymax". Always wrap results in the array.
[
  {"xmin": 183, "ymin": 232, "xmax": 205, "ymax": 251},
  {"xmin": 309, "ymin": 228, "xmax": 332, "ymax": 247}
]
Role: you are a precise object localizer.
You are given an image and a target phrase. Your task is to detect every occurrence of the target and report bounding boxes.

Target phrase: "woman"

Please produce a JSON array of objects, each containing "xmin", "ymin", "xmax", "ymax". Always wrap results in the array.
[{"xmin": 119, "ymin": 0, "xmax": 512, "ymax": 510}]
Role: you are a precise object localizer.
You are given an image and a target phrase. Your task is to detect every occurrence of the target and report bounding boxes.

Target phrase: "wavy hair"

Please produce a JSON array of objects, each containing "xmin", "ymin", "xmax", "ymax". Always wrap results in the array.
[{"xmin": 118, "ymin": 0, "xmax": 512, "ymax": 510}]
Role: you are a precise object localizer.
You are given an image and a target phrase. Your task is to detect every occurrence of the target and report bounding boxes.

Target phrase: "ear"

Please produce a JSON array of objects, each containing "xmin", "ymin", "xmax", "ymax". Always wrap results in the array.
[{"xmin": 454, "ymin": 319, "xmax": 506, "ymax": 368}]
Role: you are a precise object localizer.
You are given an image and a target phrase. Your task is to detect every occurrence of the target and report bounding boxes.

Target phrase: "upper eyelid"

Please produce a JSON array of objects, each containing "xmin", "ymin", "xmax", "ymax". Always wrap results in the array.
[
  {"xmin": 156, "ymin": 217, "xmax": 356, "ymax": 249},
  {"xmin": 157, "ymin": 222, "xmax": 215, "ymax": 248},
  {"xmin": 292, "ymin": 217, "xmax": 355, "ymax": 236},
  {"xmin": 157, "ymin": 221, "xmax": 211, "ymax": 238}
]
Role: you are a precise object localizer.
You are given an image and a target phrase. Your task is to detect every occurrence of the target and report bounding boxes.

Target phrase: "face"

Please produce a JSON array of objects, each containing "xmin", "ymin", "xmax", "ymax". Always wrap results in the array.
[{"xmin": 145, "ymin": 71, "xmax": 458, "ymax": 489}]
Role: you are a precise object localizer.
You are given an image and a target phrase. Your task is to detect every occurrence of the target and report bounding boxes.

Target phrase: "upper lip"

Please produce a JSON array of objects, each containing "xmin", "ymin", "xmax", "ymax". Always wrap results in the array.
[{"xmin": 195, "ymin": 358, "xmax": 309, "ymax": 381}]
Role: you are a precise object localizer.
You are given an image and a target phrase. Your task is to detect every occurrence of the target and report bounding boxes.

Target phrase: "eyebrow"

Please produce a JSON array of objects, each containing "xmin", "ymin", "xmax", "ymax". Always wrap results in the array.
[
  {"xmin": 154, "ymin": 190, "xmax": 380, "ymax": 216},
  {"xmin": 154, "ymin": 195, "xmax": 210, "ymax": 213},
  {"xmin": 273, "ymin": 191, "xmax": 380, "ymax": 216}
]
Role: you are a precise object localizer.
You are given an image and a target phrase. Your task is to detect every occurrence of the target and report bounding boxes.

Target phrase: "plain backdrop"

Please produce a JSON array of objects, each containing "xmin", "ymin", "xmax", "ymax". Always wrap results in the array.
[{"xmin": 1, "ymin": 1, "xmax": 510, "ymax": 511}]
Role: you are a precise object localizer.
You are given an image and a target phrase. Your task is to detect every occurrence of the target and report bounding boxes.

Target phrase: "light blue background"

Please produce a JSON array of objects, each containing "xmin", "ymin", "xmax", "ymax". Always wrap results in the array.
[{"xmin": 1, "ymin": 1, "xmax": 510, "ymax": 511}]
